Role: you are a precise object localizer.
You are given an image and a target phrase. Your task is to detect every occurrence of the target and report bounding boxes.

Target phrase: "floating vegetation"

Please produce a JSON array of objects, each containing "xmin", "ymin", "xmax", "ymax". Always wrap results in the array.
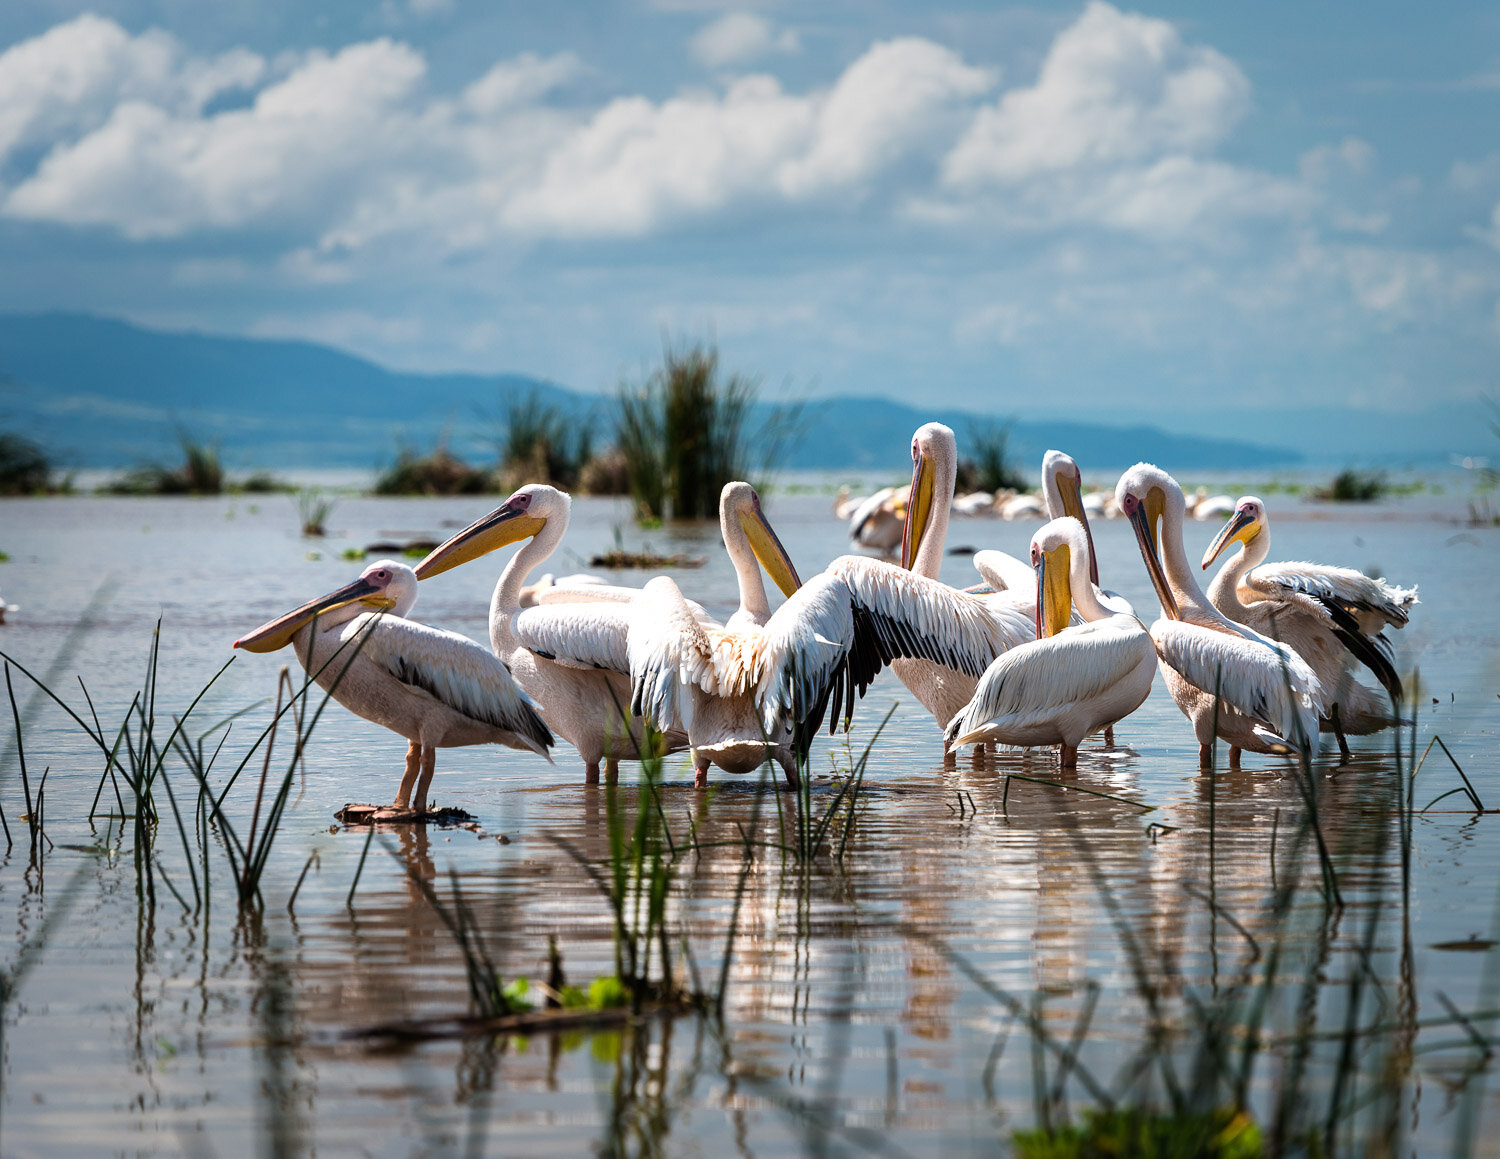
[
  {"xmin": 1313, "ymin": 467, "xmax": 1388, "ymax": 502},
  {"xmin": 374, "ymin": 439, "xmax": 492, "ymax": 495},
  {"xmin": 295, "ymin": 487, "xmax": 337, "ymax": 536},
  {"xmin": 103, "ymin": 428, "xmax": 225, "ymax": 495},
  {"xmin": 958, "ymin": 419, "xmax": 1027, "ymax": 494},
  {"xmin": 588, "ymin": 549, "xmax": 706, "ymax": 569}
]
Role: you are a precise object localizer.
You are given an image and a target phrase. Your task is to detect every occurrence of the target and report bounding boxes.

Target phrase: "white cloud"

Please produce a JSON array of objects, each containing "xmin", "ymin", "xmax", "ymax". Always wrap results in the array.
[
  {"xmin": 6, "ymin": 37, "xmax": 428, "ymax": 238},
  {"xmin": 0, "ymin": 14, "xmax": 262, "ymax": 167},
  {"xmin": 944, "ymin": 1, "xmax": 1248, "ymax": 189},
  {"xmin": 690, "ymin": 12, "xmax": 799, "ymax": 69},
  {"xmin": 505, "ymin": 38, "xmax": 991, "ymax": 236}
]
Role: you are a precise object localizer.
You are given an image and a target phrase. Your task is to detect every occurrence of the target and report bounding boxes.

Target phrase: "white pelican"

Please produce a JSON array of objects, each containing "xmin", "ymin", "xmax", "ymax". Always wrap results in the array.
[
  {"xmin": 626, "ymin": 482, "xmax": 805, "ymax": 787},
  {"xmin": 951, "ymin": 490, "xmax": 995, "ymax": 517},
  {"xmin": 233, "ymin": 560, "xmax": 552, "ymax": 820},
  {"xmin": 1193, "ymin": 492, "xmax": 1237, "ymax": 521},
  {"xmin": 1201, "ymin": 495, "xmax": 1417, "ymax": 758},
  {"xmin": 847, "ymin": 485, "xmax": 906, "ymax": 555},
  {"xmin": 412, "ymin": 485, "xmax": 687, "ymax": 784},
  {"xmin": 946, "ymin": 518, "xmax": 1155, "ymax": 767},
  {"xmin": 1115, "ymin": 464, "xmax": 1323, "ymax": 766},
  {"xmin": 887, "ymin": 423, "xmax": 1035, "ymax": 755}
]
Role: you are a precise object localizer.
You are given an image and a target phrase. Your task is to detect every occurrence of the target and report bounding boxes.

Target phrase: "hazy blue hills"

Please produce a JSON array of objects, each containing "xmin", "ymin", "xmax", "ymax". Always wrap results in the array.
[{"xmin": 0, "ymin": 311, "xmax": 1308, "ymax": 476}]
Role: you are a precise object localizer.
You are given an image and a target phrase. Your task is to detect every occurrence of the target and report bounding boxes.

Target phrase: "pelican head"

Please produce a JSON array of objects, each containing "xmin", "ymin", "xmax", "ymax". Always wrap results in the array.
[
  {"xmin": 233, "ymin": 560, "xmax": 414, "ymax": 653},
  {"xmin": 722, "ymin": 481, "xmax": 801, "ymax": 596},
  {"xmin": 1043, "ymin": 449, "xmax": 1099, "ymax": 585},
  {"xmin": 413, "ymin": 484, "xmax": 566, "ymax": 581},
  {"xmin": 1201, "ymin": 496, "xmax": 1267, "ymax": 570},
  {"xmin": 1031, "ymin": 517, "xmax": 1085, "ymax": 639},
  {"xmin": 1115, "ymin": 462, "xmax": 1182, "ymax": 621},
  {"xmin": 901, "ymin": 422, "xmax": 956, "ymax": 569}
]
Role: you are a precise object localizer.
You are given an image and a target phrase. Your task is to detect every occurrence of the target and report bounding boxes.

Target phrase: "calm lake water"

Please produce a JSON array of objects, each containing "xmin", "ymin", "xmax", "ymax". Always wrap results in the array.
[{"xmin": 1, "ymin": 479, "xmax": 1497, "ymax": 1157}]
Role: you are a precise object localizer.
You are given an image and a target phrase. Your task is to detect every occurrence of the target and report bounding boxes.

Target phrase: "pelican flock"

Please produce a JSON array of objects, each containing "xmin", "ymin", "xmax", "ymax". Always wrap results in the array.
[{"xmin": 230, "ymin": 428, "xmax": 1422, "ymax": 820}]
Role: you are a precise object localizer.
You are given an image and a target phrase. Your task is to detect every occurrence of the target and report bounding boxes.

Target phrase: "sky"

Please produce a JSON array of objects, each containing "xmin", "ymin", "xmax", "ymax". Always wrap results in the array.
[{"xmin": 1, "ymin": 1, "xmax": 1497, "ymax": 450}]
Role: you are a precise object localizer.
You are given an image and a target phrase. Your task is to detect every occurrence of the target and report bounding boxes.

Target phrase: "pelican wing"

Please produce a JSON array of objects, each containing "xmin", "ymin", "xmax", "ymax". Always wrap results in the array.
[
  {"xmin": 353, "ymin": 615, "xmax": 553, "ymax": 754},
  {"xmin": 947, "ymin": 618, "xmax": 1153, "ymax": 746},
  {"xmin": 1151, "ymin": 618, "xmax": 1321, "ymax": 746},
  {"xmin": 972, "ymin": 550, "xmax": 1035, "ymax": 594},
  {"xmin": 511, "ymin": 603, "xmax": 631, "ymax": 674},
  {"xmin": 528, "ymin": 582, "xmax": 715, "ymax": 622},
  {"xmin": 758, "ymin": 556, "xmax": 1034, "ymax": 745},
  {"xmin": 625, "ymin": 577, "xmax": 716, "ymax": 733},
  {"xmin": 1244, "ymin": 563, "xmax": 1417, "ymax": 630}
]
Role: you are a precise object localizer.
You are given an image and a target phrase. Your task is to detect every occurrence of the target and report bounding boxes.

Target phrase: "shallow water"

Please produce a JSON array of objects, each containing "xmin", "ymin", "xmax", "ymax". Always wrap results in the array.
[{"xmin": 1, "ymin": 483, "xmax": 1498, "ymax": 1156}]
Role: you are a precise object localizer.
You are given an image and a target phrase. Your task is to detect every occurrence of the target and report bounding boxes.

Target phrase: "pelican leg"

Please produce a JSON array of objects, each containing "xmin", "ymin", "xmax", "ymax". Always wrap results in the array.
[
  {"xmin": 1059, "ymin": 743, "xmax": 1078, "ymax": 770},
  {"xmin": 605, "ymin": 757, "xmax": 619, "ymax": 784},
  {"xmin": 1330, "ymin": 704, "xmax": 1351, "ymax": 764},
  {"xmin": 942, "ymin": 742, "xmax": 957, "ymax": 769},
  {"xmin": 694, "ymin": 757, "xmax": 711, "ymax": 790},
  {"xmin": 780, "ymin": 757, "xmax": 800, "ymax": 791},
  {"xmin": 395, "ymin": 741, "xmax": 423, "ymax": 808},
  {"xmin": 1103, "ymin": 726, "xmax": 1115, "ymax": 747},
  {"xmin": 411, "ymin": 745, "xmax": 438, "ymax": 815},
  {"xmin": 1199, "ymin": 744, "xmax": 1213, "ymax": 768},
  {"xmin": 584, "ymin": 762, "xmax": 601, "ymax": 785},
  {"xmin": 1229, "ymin": 746, "xmax": 1242, "ymax": 771}
]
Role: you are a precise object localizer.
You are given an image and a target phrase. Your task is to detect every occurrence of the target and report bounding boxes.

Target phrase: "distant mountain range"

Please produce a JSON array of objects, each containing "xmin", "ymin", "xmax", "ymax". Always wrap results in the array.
[{"xmin": 2, "ymin": 311, "xmax": 1445, "ymax": 479}]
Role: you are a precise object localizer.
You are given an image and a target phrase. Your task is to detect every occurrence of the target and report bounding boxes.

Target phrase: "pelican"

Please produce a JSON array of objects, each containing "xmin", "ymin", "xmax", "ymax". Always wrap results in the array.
[
  {"xmin": 1193, "ymin": 492, "xmax": 1237, "ymax": 521},
  {"xmin": 887, "ymin": 423, "xmax": 1036, "ymax": 755},
  {"xmin": 412, "ymin": 485, "xmax": 687, "ymax": 784},
  {"xmin": 847, "ymin": 485, "xmax": 906, "ymax": 555},
  {"xmin": 626, "ymin": 482, "xmax": 805, "ymax": 787},
  {"xmin": 1202, "ymin": 495, "xmax": 1417, "ymax": 758},
  {"xmin": 1116, "ymin": 464, "xmax": 1322, "ymax": 766},
  {"xmin": 946, "ymin": 518, "xmax": 1155, "ymax": 767},
  {"xmin": 233, "ymin": 560, "xmax": 552, "ymax": 820}
]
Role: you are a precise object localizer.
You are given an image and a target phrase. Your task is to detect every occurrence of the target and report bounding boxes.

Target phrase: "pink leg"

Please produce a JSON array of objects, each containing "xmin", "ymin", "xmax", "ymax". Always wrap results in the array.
[
  {"xmin": 1229, "ymin": 747, "xmax": 1242, "ymax": 771},
  {"xmin": 694, "ymin": 757, "xmax": 710, "ymax": 790},
  {"xmin": 1059, "ymin": 743, "xmax": 1078, "ymax": 770},
  {"xmin": 395, "ymin": 741, "xmax": 422, "ymax": 808},
  {"xmin": 585, "ymin": 762, "xmax": 601, "ymax": 785},
  {"xmin": 411, "ymin": 746, "xmax": 437, "ymax": 815}
]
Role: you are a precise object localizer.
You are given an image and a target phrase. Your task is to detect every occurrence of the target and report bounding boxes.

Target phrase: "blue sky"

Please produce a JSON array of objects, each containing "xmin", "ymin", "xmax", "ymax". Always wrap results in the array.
[{"xmin": 1, "ymin": 1, "xmax": 1496, "ymax": 453}]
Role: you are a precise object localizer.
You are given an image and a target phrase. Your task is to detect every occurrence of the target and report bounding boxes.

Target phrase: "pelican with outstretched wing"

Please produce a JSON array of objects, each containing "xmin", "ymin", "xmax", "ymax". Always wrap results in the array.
[
  {"xmin": 1202, "ymin": 495, "xmax": 1416, "ymax": 758},
  {"xmin": 626, "ymin": 482, "xmax": 807, "ymax": 787},
  {"xmin": 233, "ymin": 560, "xmax": 552, "ymax": 821},
  {"xmin": 1116, "ymin": 464, "xmax": 1323, "ymax": 766},
  {"xmin": 413, "ymin": 485, "xmax": 687, "ymax": 783},
  {"xmin": 946, "ymin": 518, "xmax": 1155, "ymax": 767}
]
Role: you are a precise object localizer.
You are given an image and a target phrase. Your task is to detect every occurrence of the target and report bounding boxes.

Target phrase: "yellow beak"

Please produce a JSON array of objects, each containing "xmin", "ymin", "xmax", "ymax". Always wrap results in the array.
[
  {"xmin": 233, "ymin": 575, "xmax": 394, "ymax": 653},
  {"xmin": 414, "ymin": 500, "xmax": 548, "ymax": 580},
  {"xmin": 1127, "ymin": 487, "xmax": 1179, "ymax": 621},
  {"xmin": 1037, "ymin": 544, "xmax": 1074, "ymax": 639},
  {"xmin": 1201, "ymin": 507, "xmax": 1258, "ymax": 571},
  {"xmin": 900, "ymin": 450, "xmax": 935, "ymax": 570},
  {"xmin": 739, "ymin": 505, "xmax": 802, "ymax": 597}
]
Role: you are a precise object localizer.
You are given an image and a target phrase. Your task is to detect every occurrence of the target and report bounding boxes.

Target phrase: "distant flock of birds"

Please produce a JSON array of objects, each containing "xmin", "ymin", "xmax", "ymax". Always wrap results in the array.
[{"xmin": 234, "ymin": 423, "xmax": 1417, "ymax": 822}]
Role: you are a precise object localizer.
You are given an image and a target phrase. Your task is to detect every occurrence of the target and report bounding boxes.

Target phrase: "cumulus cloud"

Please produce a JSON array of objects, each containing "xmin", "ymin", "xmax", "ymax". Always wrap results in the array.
[
  {"xmin": 0, "ymin": 14, "xmax": 262, "ymax": 167},
  {"xmin": 930, "ymin": 1, "xmax": 1292, "ymax": 235},
  {"xmin": 690, "ymin": 12, "xmax": 800, "ymax": 69},
  {"xmin": 504, "ymin": 38, "xmax": 991, "ymax": 236}
]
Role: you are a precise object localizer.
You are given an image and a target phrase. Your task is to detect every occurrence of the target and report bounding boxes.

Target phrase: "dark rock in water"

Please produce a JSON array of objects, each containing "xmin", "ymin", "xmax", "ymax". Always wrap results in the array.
[
  {"xmin": 362, "ymin": 539, "xmax": 440, "ymax": 556},
  {"xmin": 589, "ymin": 550, "xmax": 706, "ymax": 569},
  {"xmin": 336, "ymin": 802, "xmax": 476, "ymax": 826}
]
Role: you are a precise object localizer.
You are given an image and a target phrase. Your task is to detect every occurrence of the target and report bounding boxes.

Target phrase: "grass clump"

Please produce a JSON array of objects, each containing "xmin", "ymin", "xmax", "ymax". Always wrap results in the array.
[
  {"xmin": 617, "ymin": 342, "xmax": 800, "ymax": 521},
  {"xmin": 1313, "ymin": 468, "xmax": 1387, "ymax": 502},
  {"xmin": 295, "ymin": 488, "xmax": 337, "ymax": 537},
  {"xmin": 496, "ymin": 390, "xmax": 601, "ymax": 492},
  {"xmin": 958, "ymin": 420, "xmax": 1027, "ymax": 493},
  {"xmin": 374, "ymin": 440, "xmax": 492, "ymax": 495},
  {"xmin": 1014, "ymin": 1107, "xmax": 1261, "ymax": 1159},
  {"xmin": 104, "ymin": 430, "xmax": 224, "ymax": 495},
  {"xmin": 0, "ymin": 431, "xmax": 60, "ymax": 495}
]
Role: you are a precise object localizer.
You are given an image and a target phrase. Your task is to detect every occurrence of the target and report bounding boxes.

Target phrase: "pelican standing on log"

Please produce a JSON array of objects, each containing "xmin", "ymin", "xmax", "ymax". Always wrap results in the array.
[
  {"xmin": 413, "ymin": 485, "xmax": 687, "ymax": 783},
  {"xmin": 1115, "ymin": 464, "xmax": 1323, "ymax": 766},
  {"xmin": 1201, "ymin": 495, "xmax": 1417, "ymax": 759},
  {"xmin": 233, "ymin": 560, "xmax": 552, "ymax": 821},
  {"xmin": 946, "ymin": 518, "xmax": 1155, "ymax": 767}
]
